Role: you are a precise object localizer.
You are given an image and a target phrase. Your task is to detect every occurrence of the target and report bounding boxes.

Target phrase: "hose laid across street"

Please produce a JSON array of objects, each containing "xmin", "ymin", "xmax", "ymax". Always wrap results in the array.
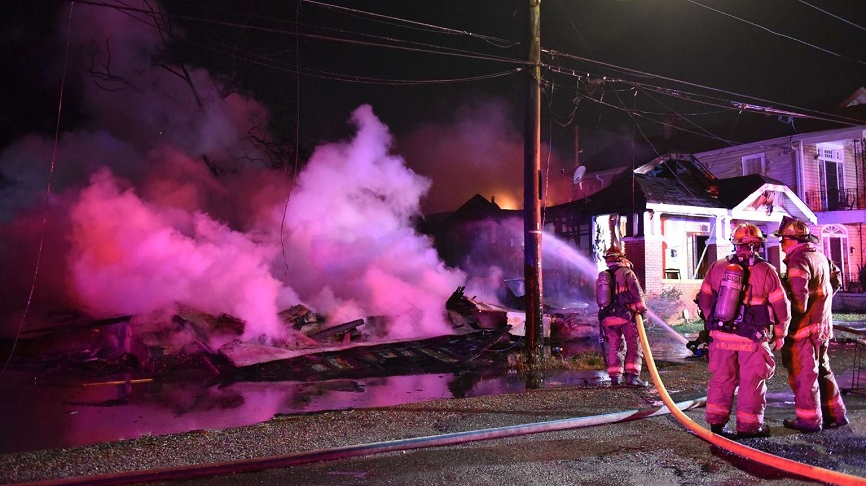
[
  {"xmin": 20, "ymin": 315, "xmax": 865, "ymax": 486},
  {"xmin": 21, "ymin": 396, "xmax": 707, "ymax": 486},
  {"xmin": 635, "ymin": 313, "xmax": 866, "ymax": 486}
]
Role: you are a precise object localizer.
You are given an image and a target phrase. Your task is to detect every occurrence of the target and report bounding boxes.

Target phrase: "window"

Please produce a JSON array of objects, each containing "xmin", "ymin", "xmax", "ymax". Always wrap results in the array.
[
  {"xmin": 742, "ymin": 154, "xmax": 766, "ymax": 176},
  {"xmin": 817, "ymin": 144, "xmax": 845, "ymax": 210},
  {"xmin": 817, "ymin": 146, "xmax": 843, "ymax": 161},
  {"xmin": 662, "ymin": 218, "xmax": 711, "ymax": 280}
]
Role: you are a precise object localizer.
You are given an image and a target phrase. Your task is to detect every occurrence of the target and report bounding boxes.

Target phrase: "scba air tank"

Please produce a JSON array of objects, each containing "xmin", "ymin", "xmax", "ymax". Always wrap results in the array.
[
  {"xmin": 715, "ymin": 262, "xmax": 744, "ymax": 322},
  {"xmin": 596, "ymin": 271, "xmax": 613, "ymax": 308}
]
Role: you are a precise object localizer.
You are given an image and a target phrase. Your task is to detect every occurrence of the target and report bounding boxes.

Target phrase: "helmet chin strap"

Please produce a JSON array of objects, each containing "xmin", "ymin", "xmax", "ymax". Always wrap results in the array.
[{"xmin": 732, "ymin": 244, "xmax": 758, "ymax": 266}]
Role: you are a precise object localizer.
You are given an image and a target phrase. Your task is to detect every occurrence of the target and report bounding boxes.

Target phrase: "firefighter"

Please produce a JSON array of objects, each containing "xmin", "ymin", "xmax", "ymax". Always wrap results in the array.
[
  {"xmin": 596, "ymin": 245, "xmax": 649, "ymax": 387},
  {"xmin": 697, "ymin": 223, "xmax": 791, "ymax": 438},
  {"xmin": 773, "ymin": 216, "xmax": 849, "ymax": 432}
]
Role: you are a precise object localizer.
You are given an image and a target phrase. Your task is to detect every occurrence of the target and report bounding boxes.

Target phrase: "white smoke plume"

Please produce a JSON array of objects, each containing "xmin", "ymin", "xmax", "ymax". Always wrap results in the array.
[
  {"xmin": 0, "ymin": 0, "xmax": 466, "ymax": 347},
  {"xmin": 277, "ymin": 105, "xmax": 466, "ymax": 339}
]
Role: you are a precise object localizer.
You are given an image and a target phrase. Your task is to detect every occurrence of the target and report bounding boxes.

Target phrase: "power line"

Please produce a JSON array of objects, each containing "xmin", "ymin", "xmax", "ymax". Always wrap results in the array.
[
  {"xmin": 542, "ymin": 51, "xmax": 866, "ymax": 127},
  {"xmin": 73, "ymin": 0, "xmax": 866, "ymax": 138},
  {"xmin": 685, "ymin": 0, "xmax": 866, "ymax": 67},
  {"xmin": 795, "ymin": 0, "xmax": 866, "ymax": 33}
]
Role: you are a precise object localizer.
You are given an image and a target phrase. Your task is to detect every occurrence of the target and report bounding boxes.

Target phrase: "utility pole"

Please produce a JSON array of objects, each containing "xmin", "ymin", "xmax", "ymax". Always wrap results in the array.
[{"xmin": 523, "ymin": 0, "xmax": 543, "ymax": 366}]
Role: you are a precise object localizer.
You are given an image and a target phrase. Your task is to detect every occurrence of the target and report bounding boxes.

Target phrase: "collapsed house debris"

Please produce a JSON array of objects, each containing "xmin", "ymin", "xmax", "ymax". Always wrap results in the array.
[
  {"xmin": 7, "ymin": 283, "xmax": 600, "ymax": 384},
  {"xmin": 444, "ymin": 284, "xmax": 598, "ymax": 343}
]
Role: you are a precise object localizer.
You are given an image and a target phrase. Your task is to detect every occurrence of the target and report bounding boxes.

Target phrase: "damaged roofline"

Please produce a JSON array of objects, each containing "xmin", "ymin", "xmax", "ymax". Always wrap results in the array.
[{"xmin": 645, "ymin": 203, "xmax": 727, "ymax": 218}]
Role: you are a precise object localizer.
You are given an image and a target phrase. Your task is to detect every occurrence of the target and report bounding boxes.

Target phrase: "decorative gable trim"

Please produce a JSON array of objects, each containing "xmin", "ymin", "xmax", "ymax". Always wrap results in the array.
[{"xmin": 731, "ymin": 183, "xmax": 816, "ymax": 224}]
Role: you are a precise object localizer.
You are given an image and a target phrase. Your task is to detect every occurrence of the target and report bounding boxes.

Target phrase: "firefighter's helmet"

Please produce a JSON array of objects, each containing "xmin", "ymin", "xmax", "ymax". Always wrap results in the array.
[
  {"xmin": 772, "ymin": 216, "xmax": 818, "ymax": 243},
  {"xmin": 604, "ymin": 245, "xmax": 625, "ymax": 261},
  {"xmin": 730, "ymin": 223, "xmax": 766, "ymax": 245}
]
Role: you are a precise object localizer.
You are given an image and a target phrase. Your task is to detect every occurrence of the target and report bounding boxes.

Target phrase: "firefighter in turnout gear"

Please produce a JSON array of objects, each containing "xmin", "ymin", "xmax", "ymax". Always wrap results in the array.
[
  {"xmin": 697, "ymin": 223, "xmax": 791, "ymax": 438},
  {"xmin": 596, "ymin": 245, "xmax": 649, "ymax": 387},
  {"xmin": 773, "ymin": 216, "xmax": 849, "ymax": 433}
]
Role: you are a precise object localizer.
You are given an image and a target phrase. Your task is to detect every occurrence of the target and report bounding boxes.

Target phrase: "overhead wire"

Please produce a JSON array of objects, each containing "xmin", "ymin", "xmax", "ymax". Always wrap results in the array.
[
  {"xmin": 1, "ymin": 1, "xmax": 76, "ymax": 377},
  {"xmin": 174, "ymin": 38, "xmax": 524, "ymax": 85},
  {"xmin": 75, "ymin": 0, "xmax": 529, "ymax": 67},
  {"xmin": 301, "ymin": 0, "xmax": 519, "ymax": 48},
  {"xmin": 77, "ymin": 0, "xmax": 866, "ymax": 131},
  {"xmin": 795, "ymin": 0, "xmax": 866, "ymax": 32},
  {"xmin": 542, "ymin": 54, "xmax": 866, "ymax": 127},
  {"xmin": 685, "ymin": 0, "xmax": 866, "ymax": 67}
]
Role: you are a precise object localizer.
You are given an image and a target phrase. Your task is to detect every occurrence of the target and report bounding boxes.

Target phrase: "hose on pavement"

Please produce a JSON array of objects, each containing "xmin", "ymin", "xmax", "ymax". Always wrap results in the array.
[
  {"xmin": 636, "ymin": 313, "xmax": 866, "ymax": 486},
  {"xmin": 23, "ymin": 396, "xmax": 706, "ymax": 486}
]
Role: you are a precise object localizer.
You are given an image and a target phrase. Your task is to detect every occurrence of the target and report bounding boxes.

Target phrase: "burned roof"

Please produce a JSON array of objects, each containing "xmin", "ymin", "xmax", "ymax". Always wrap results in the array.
[{"xmin": 581, "ymin": 172, "xmax": 724, "ymax": 214}]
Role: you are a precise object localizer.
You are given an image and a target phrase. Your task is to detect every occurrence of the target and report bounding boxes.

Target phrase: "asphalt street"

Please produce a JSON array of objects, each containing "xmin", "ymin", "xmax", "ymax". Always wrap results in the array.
[{"xmin": 2, "ymin": 326, "xmax": 865, "ymax": 486}]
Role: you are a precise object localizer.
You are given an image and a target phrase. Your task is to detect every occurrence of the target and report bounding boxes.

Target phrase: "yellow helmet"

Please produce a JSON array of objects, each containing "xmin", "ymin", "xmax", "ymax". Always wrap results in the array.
[
  {"xmin": 604, "ymin": 245, "xmax": 625, "ymax": 261},
  {"xmin": 772, "ymin": 216, "xmax": 818, "ymax": 243},
  {"xmin": 730, "ymin": 223, "xmax": 766, "ymax": 245}
]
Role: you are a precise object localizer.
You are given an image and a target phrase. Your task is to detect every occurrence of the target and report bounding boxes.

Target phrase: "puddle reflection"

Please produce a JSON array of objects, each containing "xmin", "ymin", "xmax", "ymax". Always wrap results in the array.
[
  {"xmin": 0, "ymin": 333, "xmax": 698, "ymax": 455},
  {"xmin": 0, "ymin": 370, "xmax": 557, "ymax": 454}
]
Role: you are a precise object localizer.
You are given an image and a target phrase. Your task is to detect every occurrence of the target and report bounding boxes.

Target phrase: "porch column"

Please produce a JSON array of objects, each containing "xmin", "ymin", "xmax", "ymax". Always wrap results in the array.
[
  {"xmin": 707, "ymin": 216, "xmax": 733, "ymax": 265},
  {"xmin": 766, "ymin": 239, "xmax": 783, "ymax": 271},
  {"xmin": 626, "ymin": 211, "xmax": 664, "ymax": 295}
]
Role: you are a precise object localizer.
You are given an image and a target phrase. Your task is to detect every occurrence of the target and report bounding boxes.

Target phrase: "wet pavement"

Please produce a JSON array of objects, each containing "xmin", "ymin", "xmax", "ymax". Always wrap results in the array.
[
  {"xmin": 1, "ymin": 325, "xmax": 865, "ymax": 485},
  {"xmin": 0, "ymin": 335, "xmax": 627, "ymax": 455}
]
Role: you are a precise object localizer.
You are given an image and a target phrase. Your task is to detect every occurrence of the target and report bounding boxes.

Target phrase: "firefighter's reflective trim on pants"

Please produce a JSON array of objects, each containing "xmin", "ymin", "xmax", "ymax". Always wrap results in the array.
[
  {"xmin": 736, "ymin": 410, "xmax": 762, "ymax": 428},
  {"xmin": 705, "ymin": 402, "xmax": 729, "ymax": 417},
  {"xmin": 795, "ymin": 407, "xmax": 821, "ymax": 422},
  {"xmin": 791, "ymin": 323, "xmax": 818, "ymax": 340},
  {"xmin": 624, "ymin": 362, "xmax": 641, "ymax": 374},
  {"xmin": 709, "ymin": 330, "xmax": 762, "ymax": 352},
  {"xmin": 826, "ymin": 398, "xmax": 847, "ymax": 418}
]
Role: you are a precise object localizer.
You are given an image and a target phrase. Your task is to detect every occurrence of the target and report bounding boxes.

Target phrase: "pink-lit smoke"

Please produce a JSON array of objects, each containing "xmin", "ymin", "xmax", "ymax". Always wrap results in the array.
[{"xmin": 0, "ymin": 0, "xmax": 465, "ymax": 347}]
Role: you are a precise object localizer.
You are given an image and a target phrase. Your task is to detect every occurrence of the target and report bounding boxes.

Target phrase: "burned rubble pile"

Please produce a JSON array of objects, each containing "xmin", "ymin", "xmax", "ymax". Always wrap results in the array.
[{"xmin": 3, "ymin": 286, "xmax": 599, "ymax": 384}]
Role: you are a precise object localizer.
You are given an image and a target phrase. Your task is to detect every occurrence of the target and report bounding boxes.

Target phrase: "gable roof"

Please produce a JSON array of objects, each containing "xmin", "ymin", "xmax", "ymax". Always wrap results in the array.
[
  {"xmin": 576, "ymin": 159, "xmax": 815, "ymax": 223},
  {"xmin": 716, "ymin": 175, "xmax": 816, "ymax": 224},
  {"xmin": 714, "ymin": 174, "xmax": 781, "ymax": 207},
  {"xmin": 445, "ymin": 194, "xmax": 502, "ymax": 224}
]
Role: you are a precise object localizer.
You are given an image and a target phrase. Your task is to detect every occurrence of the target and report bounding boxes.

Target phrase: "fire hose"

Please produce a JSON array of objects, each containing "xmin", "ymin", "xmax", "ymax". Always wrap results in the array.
[
  {"xmin": 635, "ymin": 313, "xmax": 866, "ymax": 486},
  {"xmin": 22, "ymin": 397, "xmax": 707, "ymax": 486},
  {"xmin": 19, "ymin": 318, "xmax": 866, "ymax": 486}
]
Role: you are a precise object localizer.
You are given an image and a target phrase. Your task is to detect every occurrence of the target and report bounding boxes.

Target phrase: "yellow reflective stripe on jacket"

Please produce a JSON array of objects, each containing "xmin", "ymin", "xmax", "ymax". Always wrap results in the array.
[
  {"xmin": 787, "ymin": 267, "xmax": 808, "ymax": 279},
  {"xmin": 768, "ymin": 288, "xmax": 787, "ymax": 304}
]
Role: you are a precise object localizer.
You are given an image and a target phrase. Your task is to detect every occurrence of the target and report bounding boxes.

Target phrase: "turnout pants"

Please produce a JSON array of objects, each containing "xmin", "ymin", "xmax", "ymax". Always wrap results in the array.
[
  {"xmin": 781, "ymin": 333, "xmax": 848, "ymax": 428},
  {"xmin": 705, "ymin": 333, "xmax": 775, "ymax": 434},
  {"xmin": 602, "ymin": 317, "xmax": 642, "ymax": 379}
]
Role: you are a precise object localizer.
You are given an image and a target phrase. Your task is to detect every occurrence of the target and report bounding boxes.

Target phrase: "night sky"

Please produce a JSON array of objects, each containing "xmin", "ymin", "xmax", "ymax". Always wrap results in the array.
[
  {"xmin": 4, "ymin": 1, "xmax": 866, "ymax": 208},
  {"xmin": 1, "ymin": 0, "xmax": 866, "ymax": 340}
]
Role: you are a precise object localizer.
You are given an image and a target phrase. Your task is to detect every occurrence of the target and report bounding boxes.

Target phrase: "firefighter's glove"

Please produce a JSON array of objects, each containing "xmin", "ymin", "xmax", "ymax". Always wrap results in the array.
[{"xmin": 774, "ymin": 337, "xmax": 785, "ymax": 352}]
